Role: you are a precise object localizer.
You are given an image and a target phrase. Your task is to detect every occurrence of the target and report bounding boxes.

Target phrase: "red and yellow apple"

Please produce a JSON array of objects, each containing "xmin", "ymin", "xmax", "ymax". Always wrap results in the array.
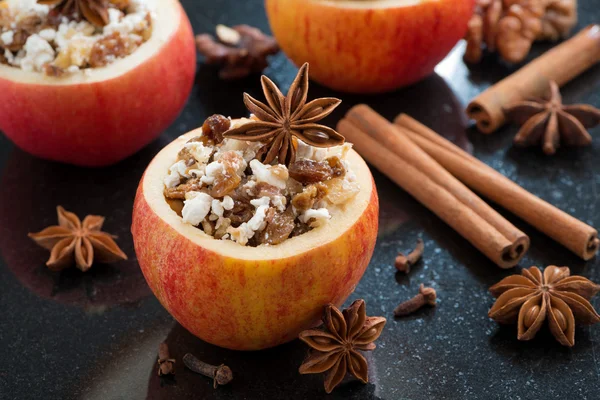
[
  {"xmin": 265, "ymin": 0, "xmax": 474, "ymax": 93},
  {"xmin": 0, "ymin": 0, "xmax": 196, "ymax": 166},
  {"xmin": 131, "ymin": 127, "xmax": 379, "ymax": 350}
]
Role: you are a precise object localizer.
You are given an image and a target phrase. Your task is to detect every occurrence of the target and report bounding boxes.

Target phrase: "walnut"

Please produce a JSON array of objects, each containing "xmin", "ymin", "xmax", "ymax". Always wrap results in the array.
[
  {"xmin": 496, "ymin": 0, "xmax": 544, "ymax": 63},
  {"xmin": 464, "ymin": 0, "xmax": 574, "ymax": 64},
  {"xmin": 196, "ymin": 24, "xmax": 279, "ymax": 80},
  {"xmin": 538, "ymin": 0, "xmax": 577, "ymax": 41}
]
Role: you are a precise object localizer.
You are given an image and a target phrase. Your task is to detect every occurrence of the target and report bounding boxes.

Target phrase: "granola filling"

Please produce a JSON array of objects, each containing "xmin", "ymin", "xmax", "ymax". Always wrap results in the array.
[
  {"xmin": 163, "ymin": 115, "xmax": 361, "ymax": 247},
  {"xmin": 0, "ymin": 0, "xmax": 153, "ymax": 76}
]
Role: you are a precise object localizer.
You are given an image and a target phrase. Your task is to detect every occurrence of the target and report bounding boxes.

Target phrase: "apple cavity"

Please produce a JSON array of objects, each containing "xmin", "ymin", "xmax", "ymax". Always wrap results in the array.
[
  {"xmin": 131, "ymin": 127, "xmax": 379, "ymax": 350},
  {"xmin": 0, "ymin": 0, "xmax": 196, "ymax": 166}
]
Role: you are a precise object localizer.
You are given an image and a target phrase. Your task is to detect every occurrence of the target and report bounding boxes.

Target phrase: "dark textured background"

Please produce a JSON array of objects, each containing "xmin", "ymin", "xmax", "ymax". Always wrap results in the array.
[{"xmin": 1, "ymin": 1, "xmax": 600, "ymax": 399}]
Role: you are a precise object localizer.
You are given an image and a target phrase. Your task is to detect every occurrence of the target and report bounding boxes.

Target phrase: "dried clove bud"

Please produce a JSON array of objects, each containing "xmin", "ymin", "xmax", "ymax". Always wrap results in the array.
[
  {"xmin": 157, "ymin": 342, "xmax": 176, "ymax": 376},
  {"xmin": 196, "ymin": 24, "xmax": 279, "ymax": 80},
  {"xmin": 395, "ymin": 239, "xmax": 424, "ymax": 274},
  {"xmin": 394, "ymin": 284, "xmax": 437, "ymax": 317},
  {"xmin": 183, "ymin": 353, "xmax": 233, "ymax": 388}
]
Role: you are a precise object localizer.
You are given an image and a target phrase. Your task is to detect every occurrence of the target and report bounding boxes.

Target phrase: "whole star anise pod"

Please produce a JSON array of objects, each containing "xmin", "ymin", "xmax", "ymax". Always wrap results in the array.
[
  {"xmin": 298, "ymin": 300, "xmax": 386, "ymax": 393},
  {"xmin": 28, "ymin": 206, "xmax": 127, "ymax": 272},
  {"xmin": 489, "ymin": 266, "xmax": 600, "ymax": 347},
  {"xmin": 223, "ymin": 63, "xmax": 345, "ymax": 167},
  {"xmin": 505, "ymin": 80, "xmax": 600, "ymax": 154},
  {"xmin": 37, "ymin": 0, "xmax": 110, "ymax": 27}
]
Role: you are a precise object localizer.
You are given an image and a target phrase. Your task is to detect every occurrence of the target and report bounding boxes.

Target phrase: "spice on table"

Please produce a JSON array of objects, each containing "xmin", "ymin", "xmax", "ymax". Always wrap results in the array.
[
  {"xmin": 394, "ymin": 113, "xmax": 600, "ymax": 261},
  {"xmin": 464, "ymin": 0, "xmax": 545, "ymax": 64},
  {"xmin": 338, "ymin": 105, "xmax": 529, "ymax": 269},
  {"xmin": 182, "ymin": 353, "xmax": 233, "ymax": 388},
  {"xmin": 466, "ymin": 24, "xmax": 600, "ymax": 134},
  {"xmin": 488, "ymin": 265, "xmax": 600, "ymax": 347},
  {"xmin": 505, "ymin": 80, "xmax": 600, "ymax": 155},
  {"xmin": 157, "ymin": 342, "xmax": 175, "ymax": 376},
  {"xmin": 395, "ymin": 239, "xmax": 424, "ymax": 273},
  {"xmin": 195, "ymin": 24, "xmax": 279, "ymax": 80},
  {"xmin": 298, "ymin": 299, "xmax": 386, "ymax": 394},
  {"xmin": 28, "ymin": 206, "xmax": 127, "ymax": 272},
  {"xmin": 394, "ymin": 284, "xmax": 437, "ymax": 317},
  {"xmin": 223, "ymin": 63, "xmax": 345, "ymax": 167}
]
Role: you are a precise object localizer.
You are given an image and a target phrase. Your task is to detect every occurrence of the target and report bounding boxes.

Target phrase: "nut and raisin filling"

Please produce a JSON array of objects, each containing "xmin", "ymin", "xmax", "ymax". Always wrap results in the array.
[
  {"xmin": 164, "ymin": 115, "xmax": 361, "ymax": 247},
  {"xmin": 0, "ymin": 0, "xmax": 153, "ymax": 76}
]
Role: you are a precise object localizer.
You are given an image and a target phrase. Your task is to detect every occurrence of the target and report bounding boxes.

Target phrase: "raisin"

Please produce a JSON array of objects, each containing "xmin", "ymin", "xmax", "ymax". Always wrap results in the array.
[
  {"xmin": 202, "ymin": 114, "xmax": 231, "ymax": 144},
  {"xmin": 256, "ymin": 206, "xmax": 296, "ymax": 245},
  {"xmin": 211, "ymin": 167, "xmax": 241, "ymax": 198},
  {"xmin": 288, "ymin": 159, "xmax": 333, "ymax": 184},
  {"xmin": 90, "ymin": 32, "xmax": 133, "ymax": 68},
  {"xmin": 327, "ymin": 156, "xmax": 346, "ymax": 178}
]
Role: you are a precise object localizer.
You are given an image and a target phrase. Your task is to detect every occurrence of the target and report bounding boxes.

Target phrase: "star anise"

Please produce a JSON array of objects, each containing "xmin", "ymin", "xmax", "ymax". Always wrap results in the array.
[
  {"xmin": 489, "ymin": 266, "xmax": 600, "ymax": 347},
  {"xmin": 37, "ymin": 0, "xmax": 110, "ymax": 27},
  {"xmin": 505, "ymin": 81, "xmax": 600, "ymax": 155},
  {"xmin": 298, "ymin": 300, "xmax": 386, "ymax": 393},
  {"xmin": 223, "ymin": 63, "xmax": 345, "ymax": 167},
  {"xmin": 28, "ymin": 206, "xmax": 127, "ymax": 272}
]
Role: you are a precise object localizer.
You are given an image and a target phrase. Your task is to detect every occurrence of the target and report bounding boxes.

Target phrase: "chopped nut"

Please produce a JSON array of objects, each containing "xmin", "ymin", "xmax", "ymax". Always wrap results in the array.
[{"xmin": 89, "ymin": 32, "xmax": 135, "ymax": 68}]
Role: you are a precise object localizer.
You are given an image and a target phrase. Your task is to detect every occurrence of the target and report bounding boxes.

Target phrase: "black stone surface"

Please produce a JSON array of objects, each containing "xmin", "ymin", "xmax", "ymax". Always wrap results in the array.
[{"xmin": 1, "ymin": 1, "xmax": 600, "ymax": 399}]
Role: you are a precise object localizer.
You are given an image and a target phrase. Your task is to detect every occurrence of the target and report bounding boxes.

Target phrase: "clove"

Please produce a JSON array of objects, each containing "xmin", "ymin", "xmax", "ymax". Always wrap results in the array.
[
  {"xmin": 157, "ymin": 342, "xmax": 176, "ymax": 376},
  {"xmin": 395, "ymin": 239, "xmax": 424, "ymax": 274},
  {"xmin": 183, "ymin": 353, "xmax": 233, "ymax": 388},
  {"xmin": 394, "ymin": 284, "xmax": 437, "ymax": 317}
]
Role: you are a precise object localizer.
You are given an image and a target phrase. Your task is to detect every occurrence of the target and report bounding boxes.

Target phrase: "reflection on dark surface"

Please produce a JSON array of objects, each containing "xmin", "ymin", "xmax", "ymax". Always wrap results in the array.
[
  {"xmin": 0, "ymin": 138, "xmax": 171, "ymax": 308},
  {"xmin": 145, "ymin": 323, "xmax": 382, "ymax": 400}
]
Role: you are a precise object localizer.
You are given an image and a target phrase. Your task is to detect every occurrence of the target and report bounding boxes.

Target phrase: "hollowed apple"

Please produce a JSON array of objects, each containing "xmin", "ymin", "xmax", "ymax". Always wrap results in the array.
[
  {"xmin": 131, "ymin": 127, "xmax": 379, "ymax": 350},
  {"xmin": 0, "ymin": 0, "xmax": 196, "ymax": 167},
  {"xmin": 265, "ymin": 0, "xmax": 474, "ymax": 93}
]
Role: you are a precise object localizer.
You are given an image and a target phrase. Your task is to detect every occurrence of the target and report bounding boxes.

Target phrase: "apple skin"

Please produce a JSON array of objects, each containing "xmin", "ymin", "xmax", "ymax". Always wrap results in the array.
[
  {"xmin": 132, "ymin": 177, "xmax": 379, "ymax": 351},
  {"xmin": 265, "ymin": 0, "xmax": 475, "ymax": 93},
  {"xmin": 0, "ymin": 3, "xmax": 196, "ymax": 167}
]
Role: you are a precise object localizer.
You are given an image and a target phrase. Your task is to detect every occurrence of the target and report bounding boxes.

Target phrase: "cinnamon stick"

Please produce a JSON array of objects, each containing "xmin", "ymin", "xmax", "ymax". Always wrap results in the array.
[
  {"xmin": 467, "ymin": 25, "xmax": 600, "ymax": 133},
  {"xmin": 395, "ymin": 113, "xmax": 599, "ymax": 260},
  {"xmin": 338, "ymin": 106, "xmax": 529, "ymax": 268}
]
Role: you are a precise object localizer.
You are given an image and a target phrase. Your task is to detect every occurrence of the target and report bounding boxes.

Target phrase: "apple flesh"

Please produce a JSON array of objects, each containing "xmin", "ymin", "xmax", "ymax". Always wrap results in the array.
[
  {"xmin": 0, "ymin": 0, "xmax": 196, "ymax": 166},
  {"xmin": 265, "ymin": 0, "xmax": 474, "ymax": 93},
  {"xmin": 131, "ymin": 127, "xmax": 379, "ymax": 350}
]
